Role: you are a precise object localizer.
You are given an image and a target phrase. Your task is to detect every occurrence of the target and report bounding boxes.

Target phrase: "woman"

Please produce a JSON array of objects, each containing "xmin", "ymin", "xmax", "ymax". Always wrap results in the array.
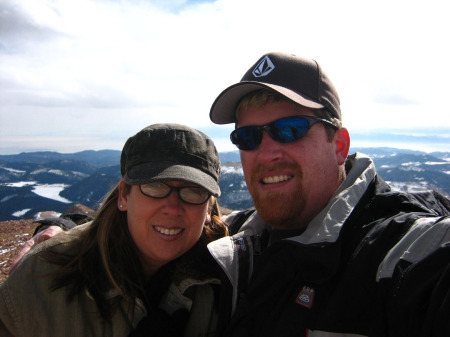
[{"xmin": 0, "ymin": 123, "xmax": 228, "ymax": 337}]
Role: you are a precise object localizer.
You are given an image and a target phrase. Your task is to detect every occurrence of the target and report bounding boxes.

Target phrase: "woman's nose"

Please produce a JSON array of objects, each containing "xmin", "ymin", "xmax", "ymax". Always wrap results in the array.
[{"xmin": 162, "ymin": 191, "xmax": 182, "ymax": 215}]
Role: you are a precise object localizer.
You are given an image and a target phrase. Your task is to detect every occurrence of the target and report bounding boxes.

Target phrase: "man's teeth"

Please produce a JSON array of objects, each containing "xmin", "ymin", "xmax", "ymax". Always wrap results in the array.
[
  {"xmin": 262, "ymin": 175, "xmax": 291, "ymax": 184},
  {"xmin": 155, "ymin": 226, "xmax": 183, "ymax": 235}
]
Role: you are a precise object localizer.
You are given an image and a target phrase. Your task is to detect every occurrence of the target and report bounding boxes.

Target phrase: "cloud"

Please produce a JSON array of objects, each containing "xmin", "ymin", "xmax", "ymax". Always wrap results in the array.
[
  {"xmin": 0, "ymin": 1, "xmax": 65, "ymax": 49},
  {"xmin": 1, "ymin": 0, "xmax": 449, "ymax": 155}
]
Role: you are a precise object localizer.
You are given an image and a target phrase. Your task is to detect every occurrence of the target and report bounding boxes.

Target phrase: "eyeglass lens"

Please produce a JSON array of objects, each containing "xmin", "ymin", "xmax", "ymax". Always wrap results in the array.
[{"xmin": 140, "ymin": 182, "xmax": 210, "ymax": 205}]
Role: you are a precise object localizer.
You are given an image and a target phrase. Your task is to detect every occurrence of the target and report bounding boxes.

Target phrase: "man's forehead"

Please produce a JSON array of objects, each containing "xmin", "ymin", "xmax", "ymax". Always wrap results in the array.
[{"xmin": 236, "ymin": 100, "xmax": 315, "ymax": 126}]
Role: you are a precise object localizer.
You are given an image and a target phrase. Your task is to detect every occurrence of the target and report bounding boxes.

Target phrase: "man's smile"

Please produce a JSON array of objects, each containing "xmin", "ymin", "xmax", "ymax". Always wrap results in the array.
[{"xmin": 262, "ymin": 174, "xmax": 292, "ymax": 184}]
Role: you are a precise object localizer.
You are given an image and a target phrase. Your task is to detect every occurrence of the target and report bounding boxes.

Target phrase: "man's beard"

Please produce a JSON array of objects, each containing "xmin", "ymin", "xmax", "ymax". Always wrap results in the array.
[{"xmin": 247, "ymin": 164, "xmax": 306, "ymax": 230}]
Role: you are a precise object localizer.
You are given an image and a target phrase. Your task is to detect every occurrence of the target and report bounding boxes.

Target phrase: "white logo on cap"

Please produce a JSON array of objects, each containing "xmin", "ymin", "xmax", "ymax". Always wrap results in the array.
[{"xmin": 252, "ymin": 55, "xmax": 275, "ymax": 77}]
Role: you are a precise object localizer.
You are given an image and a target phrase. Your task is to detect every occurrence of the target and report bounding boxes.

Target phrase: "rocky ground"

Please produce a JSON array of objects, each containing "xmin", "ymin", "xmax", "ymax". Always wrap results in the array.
[{"xmin": 0, "ymin": 219, "xmax": 36, "ymax": 283}]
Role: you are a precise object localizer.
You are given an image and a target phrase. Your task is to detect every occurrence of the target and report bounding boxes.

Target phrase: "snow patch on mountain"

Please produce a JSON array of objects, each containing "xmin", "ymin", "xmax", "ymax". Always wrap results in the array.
[
  {"xmin": 2, "ymin": 167, "xmax": 26, "ymax": 174},
  {"xmin": 12, "ymin": 209, "xmax": 31, "ymax": 217},
  {"xmin": 32, "ymin": 184, "xmax": 72, "ymax": 203}
]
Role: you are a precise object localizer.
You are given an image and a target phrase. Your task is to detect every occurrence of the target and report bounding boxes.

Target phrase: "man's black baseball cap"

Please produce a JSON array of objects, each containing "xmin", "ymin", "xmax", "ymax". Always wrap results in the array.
[{"xmin": 210, "ymin": 52, "xmax": 341, "ymax": 124}]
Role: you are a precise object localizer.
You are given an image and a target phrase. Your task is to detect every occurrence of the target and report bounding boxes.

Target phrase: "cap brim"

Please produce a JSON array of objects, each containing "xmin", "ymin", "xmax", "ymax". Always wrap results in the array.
[
  {"xmin": 210, "ymin": 81, "xmax": 325, "ymax": 124},
  {"xmin": 124, "ymin": 163, "xmax": 221, "ymax": 197}
]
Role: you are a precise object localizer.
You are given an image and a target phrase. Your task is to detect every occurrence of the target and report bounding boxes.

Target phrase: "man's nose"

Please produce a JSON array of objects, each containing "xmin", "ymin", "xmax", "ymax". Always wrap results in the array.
[{"xmin": 256, "ymin": 130, "xmax": 283, "ymax": 164}]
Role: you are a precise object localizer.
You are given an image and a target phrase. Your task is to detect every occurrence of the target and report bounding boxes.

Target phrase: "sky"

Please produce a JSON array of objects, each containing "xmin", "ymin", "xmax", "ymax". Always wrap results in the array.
[{"xmin": 1, "ymin": 0, "xmax": 449, "ymax": 155}]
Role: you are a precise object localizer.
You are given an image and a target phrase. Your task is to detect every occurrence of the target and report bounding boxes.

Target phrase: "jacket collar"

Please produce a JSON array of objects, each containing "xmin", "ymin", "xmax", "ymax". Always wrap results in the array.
[
  {"xmin": 288, "ymin": 152, "xmax": 376, "ymax": 245},
  {"xmin": 223, "ymin": 152, "xmax": 376, "ymax": 244}
]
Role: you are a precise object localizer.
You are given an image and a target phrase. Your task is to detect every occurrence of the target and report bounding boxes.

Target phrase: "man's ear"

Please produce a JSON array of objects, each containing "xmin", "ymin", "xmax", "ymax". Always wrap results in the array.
[
  {"xmin": 117, "ymin": 179, "xmax": 128, "ymax": 211},
  {"xmin": 334, "ymin": 128, "xmax": 350, "ymax": 165}
]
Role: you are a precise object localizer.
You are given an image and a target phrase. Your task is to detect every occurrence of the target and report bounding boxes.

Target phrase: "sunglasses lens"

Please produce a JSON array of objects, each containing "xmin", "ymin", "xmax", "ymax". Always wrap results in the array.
[
  {"xmin": 231, "ymin": 117, "xmax": 315, "ymax": 151},
  {"xmin": 271, "ymin": 117, "xmax": 310, "ymax": 143},
  {"xmin": 231, "ymin": 127, "xmax": 261, "ymax": 150}
]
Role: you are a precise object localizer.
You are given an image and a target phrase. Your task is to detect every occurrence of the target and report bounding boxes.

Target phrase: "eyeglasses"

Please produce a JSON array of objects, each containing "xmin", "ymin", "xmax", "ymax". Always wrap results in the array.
[
  {"xmin": 230, "ymin": 115, "xmax": 337, "ymax": 151},
  {"xmin": 139, "ymin": 181, "xmax": 210, "ymax": 205}
]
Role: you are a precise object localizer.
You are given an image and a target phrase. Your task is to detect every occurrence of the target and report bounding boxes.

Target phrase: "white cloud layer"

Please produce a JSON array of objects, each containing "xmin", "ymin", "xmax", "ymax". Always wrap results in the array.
[{"xmin": 1, "ymin": 0, "xmax": 449, "ymax": 154}]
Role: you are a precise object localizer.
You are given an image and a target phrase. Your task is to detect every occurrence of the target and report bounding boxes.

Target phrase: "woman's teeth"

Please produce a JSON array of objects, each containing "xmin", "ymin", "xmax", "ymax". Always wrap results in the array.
[
  {"xmin": 154, "ymin": 226, "xmax": 183, "ymax": 235},
  {"xmin": 262, "ymin": 175, "xmax": 291, "ymax": 184}
]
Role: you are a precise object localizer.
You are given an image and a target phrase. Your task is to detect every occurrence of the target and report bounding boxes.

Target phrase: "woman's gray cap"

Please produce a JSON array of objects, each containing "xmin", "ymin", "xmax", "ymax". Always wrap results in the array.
[
  {"xmin": 120, "ymin": 124, "xmax": 221, "ymax": 197},
  {"xmin": 210, "ymin": 52, "xmax": 341, "ymax": 124}
]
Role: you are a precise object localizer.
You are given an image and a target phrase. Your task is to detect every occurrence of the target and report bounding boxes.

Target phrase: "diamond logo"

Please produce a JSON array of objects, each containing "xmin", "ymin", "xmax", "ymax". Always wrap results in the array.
[{"xmin": 252, "ymin": 55, "xmax": 275, "ymax": 77}]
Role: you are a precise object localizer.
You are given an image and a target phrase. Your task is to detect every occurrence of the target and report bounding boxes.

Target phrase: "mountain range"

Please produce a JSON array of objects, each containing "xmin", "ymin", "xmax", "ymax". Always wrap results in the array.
[{"xmin": 0, "ymin": 148, "xmax": 449, "ymax": 221}]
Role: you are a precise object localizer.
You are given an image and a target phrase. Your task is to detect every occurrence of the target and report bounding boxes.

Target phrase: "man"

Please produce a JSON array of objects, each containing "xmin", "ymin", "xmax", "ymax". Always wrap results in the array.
[{"xmin": 207, "ymin": 52, "xmax": 450, "ymax": 336}]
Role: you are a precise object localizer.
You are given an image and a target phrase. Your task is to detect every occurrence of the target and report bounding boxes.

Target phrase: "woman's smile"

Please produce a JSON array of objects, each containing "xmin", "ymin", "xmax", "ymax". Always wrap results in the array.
[{"xmin": 153, "ymin": 226, "xmax": 184, "ymax": 236}]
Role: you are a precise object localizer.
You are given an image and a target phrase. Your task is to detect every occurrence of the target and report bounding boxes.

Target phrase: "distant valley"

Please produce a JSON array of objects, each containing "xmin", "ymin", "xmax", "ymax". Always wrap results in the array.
[{"xmin": 0, "ymin": 148, "xmax": 449, "ymax": 221}]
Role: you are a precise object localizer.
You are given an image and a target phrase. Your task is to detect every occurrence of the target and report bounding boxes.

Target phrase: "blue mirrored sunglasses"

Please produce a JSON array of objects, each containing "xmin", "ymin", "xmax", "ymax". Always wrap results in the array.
[{"xmin": 230, "ymin": 115, "xmax": 337, "ymax": 151}]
